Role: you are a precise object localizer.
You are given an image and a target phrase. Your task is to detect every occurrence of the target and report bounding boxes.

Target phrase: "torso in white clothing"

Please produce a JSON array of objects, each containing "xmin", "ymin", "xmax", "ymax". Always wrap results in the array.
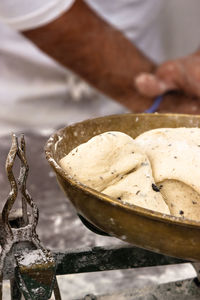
[{"xmin": 0, "ymin": 0, "xmax": 200, "ymax": 106}]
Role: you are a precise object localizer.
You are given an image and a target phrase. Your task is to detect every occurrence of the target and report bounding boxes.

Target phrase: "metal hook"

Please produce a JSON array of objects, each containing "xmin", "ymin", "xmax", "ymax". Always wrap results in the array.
[
  {"xmin": 0, "ymin": 134, "xmax": 62, "ymax": 300},
  {"xmin": 17, "ymin": 134, "xmax": 39, "ymax": 231},
  {"xmin": 1, "ymin": 134, "xmax": 18, "ymax": 238}
]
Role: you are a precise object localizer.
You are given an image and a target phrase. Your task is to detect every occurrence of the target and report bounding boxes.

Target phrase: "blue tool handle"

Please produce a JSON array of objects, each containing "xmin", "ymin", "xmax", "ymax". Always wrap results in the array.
[{"xmin": 144, "ymin": 95, "xmax": 163, "ymax": 113}]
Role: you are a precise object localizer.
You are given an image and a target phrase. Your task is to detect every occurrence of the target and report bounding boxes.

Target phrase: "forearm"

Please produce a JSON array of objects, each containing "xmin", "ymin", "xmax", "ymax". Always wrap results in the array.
[{"xmin": 23, "ymin": 0, "xmax": 155, "ymax": 112}]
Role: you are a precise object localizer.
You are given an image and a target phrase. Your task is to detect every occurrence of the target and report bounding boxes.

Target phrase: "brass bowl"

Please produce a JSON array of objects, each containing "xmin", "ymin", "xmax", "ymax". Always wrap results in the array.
[{"xmin": 45, "ymin": 113, "xmax": 200, "ymax": 261}]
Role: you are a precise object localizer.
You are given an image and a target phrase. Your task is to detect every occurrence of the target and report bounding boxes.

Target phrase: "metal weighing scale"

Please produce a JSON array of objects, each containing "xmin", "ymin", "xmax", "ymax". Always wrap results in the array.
[{"xmin": 1, "ymin": 113, "xmax": 200, "ymax": 299}]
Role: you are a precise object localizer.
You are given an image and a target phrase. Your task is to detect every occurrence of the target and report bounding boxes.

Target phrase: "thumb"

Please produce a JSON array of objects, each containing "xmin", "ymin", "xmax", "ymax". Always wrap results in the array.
[{"xmin": 135, "ymin": 73, "xmax": 178, "ymax": 98}]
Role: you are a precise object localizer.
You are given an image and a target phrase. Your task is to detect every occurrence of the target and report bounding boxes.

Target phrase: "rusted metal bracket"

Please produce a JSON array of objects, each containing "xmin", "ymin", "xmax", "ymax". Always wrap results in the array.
[
  {"xmin": 15, "ymin": 249, "xmax": 56, "ymax": 300},
  {"xmin": 54, "ymin": 245, "xmax": 188, "ymax": 276},
  {"xmin": 0, "ymin": 134, "xmax": 61, "ymax": 300}
]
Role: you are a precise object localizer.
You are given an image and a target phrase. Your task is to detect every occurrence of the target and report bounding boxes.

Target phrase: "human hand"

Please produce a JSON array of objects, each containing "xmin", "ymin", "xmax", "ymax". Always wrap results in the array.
[{"xmin": 135, "ymin": 52, "xmax": 200, "ymax": 98}]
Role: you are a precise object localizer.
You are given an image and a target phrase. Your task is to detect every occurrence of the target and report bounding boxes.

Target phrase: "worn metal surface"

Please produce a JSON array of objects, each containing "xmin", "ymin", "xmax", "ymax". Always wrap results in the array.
[
  {"xmin": 54, "ymin": 245, "xmax": 187, "ymax": 276},
  {"xmin": 0, "ymin": 130, "xmax": 197, "ymax": 299},
  {"xmin": 0, "ymin": 135, "xmax": 59, "ymax": 300},
  {"xmin": 10, "ymin": 278, "xmax": 22, "ymax": 300},
  {"xmin": 80, "ymin": 279, "xmax": 200, "ymax": 300},
  {"xmin": 15, "ymin": 249, "xmax": 56, "ymax": 300},
  {"xmin": 45, "ymin": 113, "xmax": 200, "ymax": 261}
]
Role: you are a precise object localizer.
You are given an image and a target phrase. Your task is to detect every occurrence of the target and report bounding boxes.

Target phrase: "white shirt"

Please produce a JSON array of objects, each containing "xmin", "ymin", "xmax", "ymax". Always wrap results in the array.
[
  {"xmin": 0, "ymin": 0, "xmax": 200, "ymax": 132},
  {"xmin": 0, "ymin": 0, "xmax": 74, "ymax": 31},
  {"xmin": 0, "ymin": 0, "xmax": 164, "ymax": 62},
  {"xmin": 0, "ymin": 0, "xmax": 165, "ymax": 107}
]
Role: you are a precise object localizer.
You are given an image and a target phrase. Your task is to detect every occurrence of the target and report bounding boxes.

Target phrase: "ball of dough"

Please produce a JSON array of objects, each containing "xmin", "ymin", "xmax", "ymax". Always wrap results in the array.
[
  {"xmin": 136, "ymin": 128, "xmax": 200, "ymax": 221},
  {"xmin": 59, "ymin": 131, "xmax": 169, "ymax": 215}
]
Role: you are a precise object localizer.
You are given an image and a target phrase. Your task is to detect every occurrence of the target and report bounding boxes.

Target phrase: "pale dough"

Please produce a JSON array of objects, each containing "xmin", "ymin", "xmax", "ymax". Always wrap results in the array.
[
  {"xmin": 157, "ymin": 180, "xmax": 200, "ymax": 221},
  {"xmin": 59, "ymin": 131, "xmax": 170, "ymax": 214},
  {"xmin": 59, "ymin": 128, "xmax": 200, "ymax": 221},
  {"xmin": 136, "ymin": 128, "xmax": 200, "ymax": 221}
]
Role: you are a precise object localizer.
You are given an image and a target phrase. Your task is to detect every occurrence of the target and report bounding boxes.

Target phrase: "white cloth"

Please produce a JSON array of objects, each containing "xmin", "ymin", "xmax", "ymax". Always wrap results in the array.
[
  {"xmin": 0, "ymin": 0, "xmax": 75, "ymax": 30},
  {"xmin": 86, "ymin": 0, "xmax": 165, "ymax": 62}
]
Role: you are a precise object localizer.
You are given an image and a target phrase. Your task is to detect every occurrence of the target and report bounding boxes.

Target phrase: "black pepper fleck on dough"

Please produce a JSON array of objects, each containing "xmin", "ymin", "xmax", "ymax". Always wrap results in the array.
[
  {"xmin": 152, "ymin": 183, "xmax": 160, "ymax": 192},
  {"xmin": 179, "ymin": 210, "xmax": 184, "ymax": 215}
]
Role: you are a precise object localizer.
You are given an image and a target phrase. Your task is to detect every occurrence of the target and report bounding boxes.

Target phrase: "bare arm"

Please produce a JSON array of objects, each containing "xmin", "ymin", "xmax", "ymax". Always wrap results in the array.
[{"xmin": 23, "ymin": 0, "xmax": 155, "ymax": 112}]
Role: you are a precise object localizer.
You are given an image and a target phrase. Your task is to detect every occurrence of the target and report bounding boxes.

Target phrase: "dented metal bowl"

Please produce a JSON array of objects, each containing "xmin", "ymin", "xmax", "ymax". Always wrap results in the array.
[{"xmin": 45, "ymin": 113, "xmax": 200, "ymax": 261}]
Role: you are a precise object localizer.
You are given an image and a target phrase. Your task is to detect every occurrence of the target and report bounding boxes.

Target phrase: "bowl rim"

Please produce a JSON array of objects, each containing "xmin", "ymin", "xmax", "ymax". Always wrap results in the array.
[{"xmin": 45, "ymin": 112, "xmax": 200, "ymax": 230}]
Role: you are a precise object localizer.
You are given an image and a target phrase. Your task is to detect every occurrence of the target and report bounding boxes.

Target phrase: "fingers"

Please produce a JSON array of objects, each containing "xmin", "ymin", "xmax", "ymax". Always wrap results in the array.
[
  {"xmin": 135, "ymin": 73, "xmax": 178, "ymax": 98},
  {"xmin": 135, "ymin": 60, "xmax": 183, "ymax": 97},
  {"xmin": 157, "ymin": 59, "xmax": 200, "ymax": 97}
]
